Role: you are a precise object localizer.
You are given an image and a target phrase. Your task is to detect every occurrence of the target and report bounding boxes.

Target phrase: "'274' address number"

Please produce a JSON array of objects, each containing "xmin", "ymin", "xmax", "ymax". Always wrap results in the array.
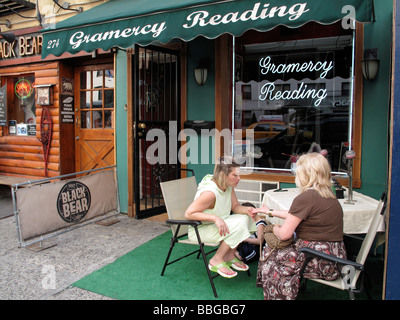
[{"xmin": 47, "ymin": 39, "xmax": 60, "ymax": 49}]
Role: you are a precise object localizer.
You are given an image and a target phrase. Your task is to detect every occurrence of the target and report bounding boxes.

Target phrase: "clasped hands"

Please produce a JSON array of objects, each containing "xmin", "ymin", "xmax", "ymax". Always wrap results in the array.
[{"xmin": 215, "ymin": 204, "xmax": 272, "ymax": 236}]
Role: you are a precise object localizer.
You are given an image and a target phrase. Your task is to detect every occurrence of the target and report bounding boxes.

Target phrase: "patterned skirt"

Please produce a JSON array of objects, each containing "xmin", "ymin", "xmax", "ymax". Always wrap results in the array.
[{"xmin": 256, "ymin": 238, "xmax": 347, "ymax": 300}]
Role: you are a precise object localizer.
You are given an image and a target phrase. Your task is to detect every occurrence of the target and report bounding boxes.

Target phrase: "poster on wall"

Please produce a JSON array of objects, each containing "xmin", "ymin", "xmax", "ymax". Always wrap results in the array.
[
  {"xmin": 0, "ymin": 85, "xmax": 7, "ymax": 126},
  {"xmin": 60, "ymin": 78, "xmax": 74, "ymax": 123},
  {"xmin": 61, "ymin": 78, "xmax": 73, "ymax": 95},
  {"xmin": 60, "ymin": 95, "xmax": 74, "ymax": 123}
]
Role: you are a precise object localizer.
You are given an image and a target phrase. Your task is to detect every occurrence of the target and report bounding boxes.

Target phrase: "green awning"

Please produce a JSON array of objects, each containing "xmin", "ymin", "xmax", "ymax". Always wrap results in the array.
[{"xmin": 41, "ymin": 0, "xmax": 374, "ymax": 58}]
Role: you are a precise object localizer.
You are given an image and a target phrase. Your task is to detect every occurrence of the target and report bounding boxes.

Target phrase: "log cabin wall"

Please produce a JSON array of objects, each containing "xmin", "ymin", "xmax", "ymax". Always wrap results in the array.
[{"xmin": 0, "ymin": 61, "xmax": 64, "ymax": 180}]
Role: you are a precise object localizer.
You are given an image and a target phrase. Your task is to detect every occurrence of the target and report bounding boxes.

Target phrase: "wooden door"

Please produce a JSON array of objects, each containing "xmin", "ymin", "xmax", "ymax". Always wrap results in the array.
[{"xmin": 74, "ymin": 65, "xmax": 115, "ymax": 172}]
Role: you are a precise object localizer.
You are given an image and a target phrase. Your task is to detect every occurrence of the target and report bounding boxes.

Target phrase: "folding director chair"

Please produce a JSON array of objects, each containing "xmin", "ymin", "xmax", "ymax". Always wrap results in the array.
[
  {"xmin": 159, "ymin": 170, "xmax": 221, "ymax": 297},
  {"xmin": 299, "ymin": 192, "xmax": 387, "ymax": 300}
]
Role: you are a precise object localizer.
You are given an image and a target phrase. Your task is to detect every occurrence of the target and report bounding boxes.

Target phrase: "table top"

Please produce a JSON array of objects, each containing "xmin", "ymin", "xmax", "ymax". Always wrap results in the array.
[{"xmin": 262, "ymin": 188, "xmax": 383, "ymax": 234}]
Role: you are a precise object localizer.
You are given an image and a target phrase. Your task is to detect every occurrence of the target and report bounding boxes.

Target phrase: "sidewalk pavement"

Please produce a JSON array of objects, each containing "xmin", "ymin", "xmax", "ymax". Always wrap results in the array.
[
  {"xmin": 0, "ymin": 188, "xmax": 170, "ymax": 300},
  {"xmin": 0, "ymin": 185, "xmax": 13, "ymax": 220}
]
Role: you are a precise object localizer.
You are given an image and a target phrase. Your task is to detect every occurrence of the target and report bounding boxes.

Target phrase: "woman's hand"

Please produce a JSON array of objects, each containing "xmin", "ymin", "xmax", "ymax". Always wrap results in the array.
[
  {"xmin": 214, "ymin": 216, "xmax": 230, "ymax": 236},
  {"xmin": 244, "ymin": 206, "xmax": 257, "ymax": 220},
  {"xmin": 250, "ymin": 204, "xmax": 270, "ymax": 216},
  {"xmin": 251, "ymin": 205, "xmax": 290, "ymax": 220}
]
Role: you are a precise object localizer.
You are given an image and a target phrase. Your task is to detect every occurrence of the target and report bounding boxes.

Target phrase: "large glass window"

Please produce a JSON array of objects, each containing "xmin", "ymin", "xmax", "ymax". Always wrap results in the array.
[
  {"xmin": 0, "ymin": 75, "xmax": 36, "ymax": 136},
  {"xmin": 233, "ymin": 25, "xmax": 354, "ymax": 173}
]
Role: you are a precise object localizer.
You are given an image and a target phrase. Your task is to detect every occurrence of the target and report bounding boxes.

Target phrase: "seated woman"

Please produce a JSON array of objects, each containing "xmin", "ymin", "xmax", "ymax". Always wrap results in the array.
[
  {"xmin": 185, "ymin": 156, "xmax": 258, "ymax": 278},
  {"xmin": 253, "ymin": 152, "xmax": 347, "ymax": 300}
]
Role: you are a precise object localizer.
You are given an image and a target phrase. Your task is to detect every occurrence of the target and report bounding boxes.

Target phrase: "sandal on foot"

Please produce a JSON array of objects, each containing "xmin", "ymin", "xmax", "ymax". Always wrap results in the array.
[
  {"xmin": 226, "ymin": 257, "xmax": 249, "ymax": 271},
  {"xmin": 208, "ymin": 262, "xmax": 237, "ymax": 278}
]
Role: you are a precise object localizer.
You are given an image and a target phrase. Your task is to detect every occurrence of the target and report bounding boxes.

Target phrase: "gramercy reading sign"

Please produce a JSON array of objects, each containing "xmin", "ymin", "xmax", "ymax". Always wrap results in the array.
[
  {"xmin": 258, "ymin": 56, "xmax": 334, "ymax": 106},
  {"xmin": 69, "ymin": 2, "xmax": 310, "ymax": 50}
]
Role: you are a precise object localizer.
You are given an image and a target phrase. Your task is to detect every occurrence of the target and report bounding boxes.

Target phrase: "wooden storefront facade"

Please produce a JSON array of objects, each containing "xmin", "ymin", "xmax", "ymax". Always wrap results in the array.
[{"xmin": 0, "ymin": 27, "xmax": 115, "ymax": 182}]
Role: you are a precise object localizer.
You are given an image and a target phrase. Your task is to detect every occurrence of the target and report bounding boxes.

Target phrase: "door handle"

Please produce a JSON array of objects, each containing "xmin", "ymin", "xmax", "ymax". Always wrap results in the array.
[{"xmin": 75, "ymin": 136, "xmax": 80, "ymax": 140}]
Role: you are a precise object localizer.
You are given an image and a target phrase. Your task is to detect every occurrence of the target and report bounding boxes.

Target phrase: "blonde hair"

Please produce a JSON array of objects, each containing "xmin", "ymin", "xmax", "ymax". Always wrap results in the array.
[
  {"xmin": 213, "ymin": 156, "xmax": 240, "ymax": 190},
  {"xmin": 295, "ymin": 152, "xmax": 335, "ymax": 199}
]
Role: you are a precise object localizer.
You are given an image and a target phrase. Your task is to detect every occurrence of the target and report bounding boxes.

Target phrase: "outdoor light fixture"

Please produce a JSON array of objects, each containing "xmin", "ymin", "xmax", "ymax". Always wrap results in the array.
[
  {"xmin": 194, "ymin": 68, "xmax": 208, "ymax": 86},
  {"xmin": 0, "ymin": 19, "xmax": 16, "ymax": 43},
  {"xmin": 52, "ymin": 0, "xmax": 83, "ymax": 12},
  {"xmin": 0, "ymin": 32, "xmax": 16, "ymax": 43},
  {"xmin": 361, "ymin": 48, "xmax": 380, "ymax": 80},
  {"xmin": 110, "ymin": 46, "xmax": 126, "ymax": 53},
  {"xmin": 0, "ymin": 19, "xmax": 12, "ymax": 29}
]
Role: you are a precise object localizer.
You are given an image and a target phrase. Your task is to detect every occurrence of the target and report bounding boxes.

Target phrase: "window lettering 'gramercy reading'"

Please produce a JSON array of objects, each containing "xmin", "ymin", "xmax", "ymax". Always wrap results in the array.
[
  {"xmin": 259, "ymin": 82, "xmax": 327, "ymax": 107},
  {"xmin": 258, "ymin": 56, "xmax": 334, "ymax": 107},
  {"xmin": 259, "ymin": 56, "xmax": 333, "ymax": 78},
  {"xmin": 233, "ymin": 30, "xmax": 352, "ymax": 172}
]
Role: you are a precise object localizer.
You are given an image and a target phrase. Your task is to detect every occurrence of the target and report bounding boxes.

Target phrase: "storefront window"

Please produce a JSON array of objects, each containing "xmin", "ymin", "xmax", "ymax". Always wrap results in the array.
[
  {"xmin": 233, "ymin": 26, "xmax": 353, "ymax": 173},
  {"xmin": 0, "ymin": 75, "xmax": 36, "ymax": 136}
]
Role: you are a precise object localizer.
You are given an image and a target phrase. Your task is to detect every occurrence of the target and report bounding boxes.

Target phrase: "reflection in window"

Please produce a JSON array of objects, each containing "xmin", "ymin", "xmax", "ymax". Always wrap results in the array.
[
  {"xmin": 233, "ymin": 33, "xmax": 353, "ymax": 172},
  {"xmin": 242, "ymin": 85, "xmax": 252, "ymax": 100},
  {"xmin": 80, "ymin": 71, "xmax": 91, "ymax": 90},
  {"xmin": 104, "ymin": 110, "xmax": 113, "ymax": 128},
  {"xmin": 1, "ymin": 75, "xmax": 36, "ymax": 136},
  {"xmin": 79, "ymin": 68, "xmax": 114, "ymax": 129},
  {"xmin": 92, "ymin": 90, "xmax": 102, "ymax": 108},
  {"xmin": 104, "ymin": 69, "xmax": 115, "ymax": 88}
]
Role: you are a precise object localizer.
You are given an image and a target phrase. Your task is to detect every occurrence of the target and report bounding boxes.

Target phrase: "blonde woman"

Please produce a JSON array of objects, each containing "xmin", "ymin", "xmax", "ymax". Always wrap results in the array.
[
  {"xmin": 185, "ymin": 156, "xmax": 258, "ymax": 279},
  {"xmin": 254, "ymin": 152, "xmax": 347, "ymax": 300}
]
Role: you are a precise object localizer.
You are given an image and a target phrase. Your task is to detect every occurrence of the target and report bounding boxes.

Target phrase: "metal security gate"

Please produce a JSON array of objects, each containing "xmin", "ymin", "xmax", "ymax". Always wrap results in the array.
[{"xmin": 133, "ymin": 45, "xmax": 181, "ymax": 219}]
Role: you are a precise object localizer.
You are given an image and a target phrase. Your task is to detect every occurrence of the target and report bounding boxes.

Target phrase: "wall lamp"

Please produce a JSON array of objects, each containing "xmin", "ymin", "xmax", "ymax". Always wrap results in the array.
[
  {"xmin": 194, "ymin": 68, "xmax": 208, "ymax": 86},
  {"xmin": 0, "ymin": 19, "xmax": 11, "ymax": 29},
  {"xmin": 110, "ymin": 46, "xmax": 127, "ymax": 53},
  {"xmin": 361, "ymin": 48, "xmax": 380, "ymax": 81},
  {"xmin": 0, "ymin": 20, "xmax": 16, "ymax": 43},
  {"xmin": 53, "ymin": 1, "xmax": 83, "ymax": 13}
]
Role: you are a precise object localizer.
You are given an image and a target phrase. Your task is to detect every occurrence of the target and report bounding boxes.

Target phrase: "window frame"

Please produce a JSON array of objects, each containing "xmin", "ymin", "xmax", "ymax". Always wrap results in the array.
[
  {"xmin": 222, "ymin": 24, "xmax": 364, "ymax": 188},
  {"xmin": 78, "ymin": 68, "xmax": 115, "ymax": 129}
]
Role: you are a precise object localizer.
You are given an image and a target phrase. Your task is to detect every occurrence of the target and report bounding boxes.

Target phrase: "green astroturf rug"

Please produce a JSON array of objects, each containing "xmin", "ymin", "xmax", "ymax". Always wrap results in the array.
[
  {"xmin": 72, "ymin": 231, "xmax": 264, "ymax": 300},
  {"xmin": 72, "ymin": 231, "xmax": 384, "ymax": 300}
]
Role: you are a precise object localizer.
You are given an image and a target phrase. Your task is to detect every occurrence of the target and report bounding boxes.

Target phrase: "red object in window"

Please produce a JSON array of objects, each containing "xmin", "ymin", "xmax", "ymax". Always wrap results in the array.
[{"xmin": 15, "ymin": 79, "xmax": 34, "ymax": 99}]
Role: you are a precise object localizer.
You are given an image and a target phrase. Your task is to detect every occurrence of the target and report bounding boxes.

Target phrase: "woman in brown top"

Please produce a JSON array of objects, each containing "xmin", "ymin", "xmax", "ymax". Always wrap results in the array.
[{"xmin": 254, "ymin": 152, "xmax": 347, "ymax": 300}]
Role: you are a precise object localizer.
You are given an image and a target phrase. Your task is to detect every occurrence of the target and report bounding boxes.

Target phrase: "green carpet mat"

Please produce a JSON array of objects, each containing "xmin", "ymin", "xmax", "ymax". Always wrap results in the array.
[
  {"xmin": 72, "ymin": 231, "xmax": 264, "ymax": 300},
  {"xmin": 72, "ymin": 231, "xmax": 384, "ymax": 300}
]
